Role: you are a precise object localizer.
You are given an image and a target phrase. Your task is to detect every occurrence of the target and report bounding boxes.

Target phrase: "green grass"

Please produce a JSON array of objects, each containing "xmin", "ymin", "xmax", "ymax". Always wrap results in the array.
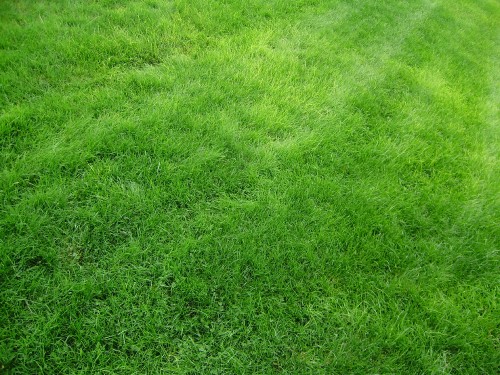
[{"xmin": 1, "ymin": 0, "xmax": 499, "ymax": 373}]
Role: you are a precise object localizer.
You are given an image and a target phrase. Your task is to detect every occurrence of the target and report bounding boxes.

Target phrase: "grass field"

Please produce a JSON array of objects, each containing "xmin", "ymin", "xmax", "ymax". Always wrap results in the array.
[{"xmin": 1, "ymin": 0, "xmax": 499, "ymax": 373}]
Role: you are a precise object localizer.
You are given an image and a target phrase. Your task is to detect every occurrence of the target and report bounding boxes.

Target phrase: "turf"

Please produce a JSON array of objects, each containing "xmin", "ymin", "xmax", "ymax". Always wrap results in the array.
[{"xmin": 1, "ymin": 0, "xmax": 499, "ymax": 373}]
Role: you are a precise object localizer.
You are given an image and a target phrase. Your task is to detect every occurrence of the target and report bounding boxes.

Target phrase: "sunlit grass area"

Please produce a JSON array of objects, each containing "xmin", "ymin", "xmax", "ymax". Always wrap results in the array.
[{"xmin": 1, "ymin": 0, "xmax": 499, "ymax": 373}]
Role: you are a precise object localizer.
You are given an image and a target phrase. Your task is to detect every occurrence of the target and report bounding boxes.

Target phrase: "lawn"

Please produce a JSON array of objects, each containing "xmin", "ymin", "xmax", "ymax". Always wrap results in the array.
[{"xmin": 1, "ymin": 0, "xmax": 499, "ymax": 373}]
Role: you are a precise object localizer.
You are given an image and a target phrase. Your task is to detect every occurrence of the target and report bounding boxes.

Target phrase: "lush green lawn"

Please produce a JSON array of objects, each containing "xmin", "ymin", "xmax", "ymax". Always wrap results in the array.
[{"xmin": 1, "ymin": 0, "xmax": 499, "ymax": 373}]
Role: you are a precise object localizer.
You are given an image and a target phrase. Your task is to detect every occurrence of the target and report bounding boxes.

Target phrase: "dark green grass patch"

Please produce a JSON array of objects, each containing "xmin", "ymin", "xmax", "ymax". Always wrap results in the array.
[{"xmin": 1, "ymin": 0, "xmax": 499, "ymax": 373}]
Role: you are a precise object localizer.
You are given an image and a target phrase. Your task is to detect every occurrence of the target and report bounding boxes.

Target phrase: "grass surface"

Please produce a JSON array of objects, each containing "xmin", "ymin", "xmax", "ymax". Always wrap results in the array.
[{"xmin": 1, "ymin": 0, "xmax": 499, "ymax": 373}]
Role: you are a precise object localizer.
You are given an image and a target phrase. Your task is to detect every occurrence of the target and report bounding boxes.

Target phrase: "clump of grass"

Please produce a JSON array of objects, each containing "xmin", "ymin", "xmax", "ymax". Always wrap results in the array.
[{"xmin": 1, "ymin": 0, "xmax": 499, "ymax": 373}]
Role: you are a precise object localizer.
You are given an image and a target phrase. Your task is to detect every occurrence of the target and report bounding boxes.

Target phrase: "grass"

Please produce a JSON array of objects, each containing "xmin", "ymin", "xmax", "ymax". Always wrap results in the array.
[{"xmin": 0, "ymin": 0, "xmax": 499, "ymax": 373}]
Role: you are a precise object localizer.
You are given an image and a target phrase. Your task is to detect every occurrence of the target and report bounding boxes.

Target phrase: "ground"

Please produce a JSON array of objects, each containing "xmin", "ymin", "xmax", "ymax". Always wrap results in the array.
[{"xmin": 0, "ymin": 0, "xmax": 499, "ymax": 373}]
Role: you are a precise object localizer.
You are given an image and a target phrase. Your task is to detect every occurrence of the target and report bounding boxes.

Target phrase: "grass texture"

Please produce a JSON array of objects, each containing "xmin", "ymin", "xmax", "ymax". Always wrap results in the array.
[{"xmin": 1, "ymin": 0, "xmax": 499, "ymax": 373}]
